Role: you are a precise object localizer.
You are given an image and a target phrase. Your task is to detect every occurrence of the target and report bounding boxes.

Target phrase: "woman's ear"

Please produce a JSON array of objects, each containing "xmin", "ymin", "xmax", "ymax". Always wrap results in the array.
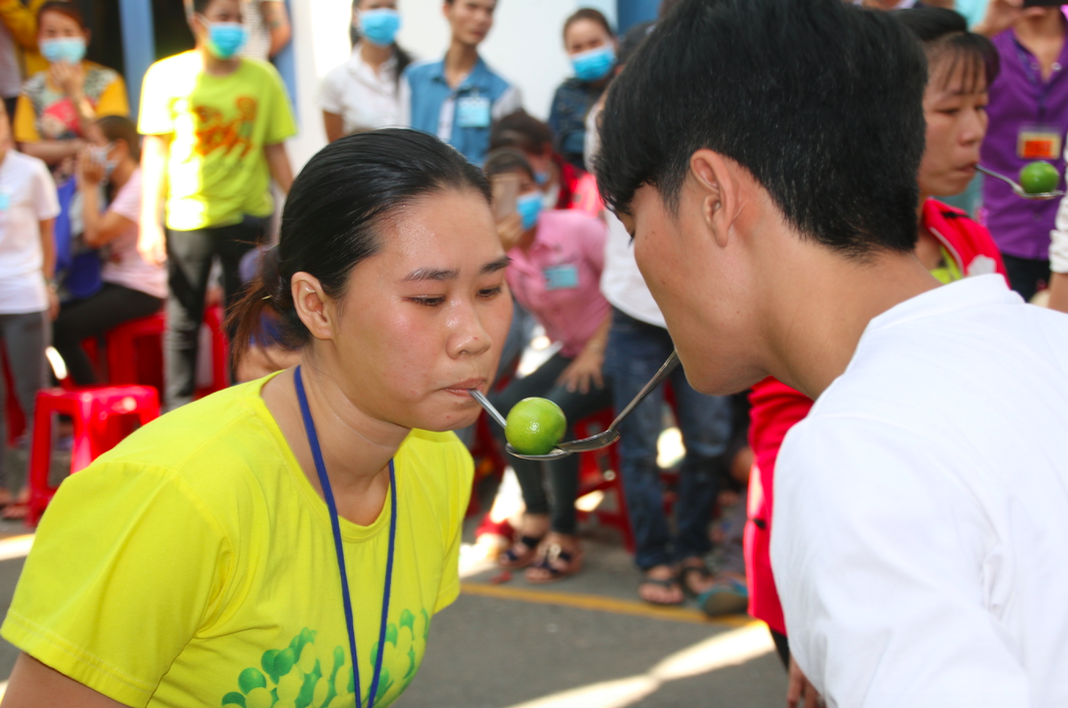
[{"xmin": 291, "ymin": 272, "xmax": 335, "ymax": 342}]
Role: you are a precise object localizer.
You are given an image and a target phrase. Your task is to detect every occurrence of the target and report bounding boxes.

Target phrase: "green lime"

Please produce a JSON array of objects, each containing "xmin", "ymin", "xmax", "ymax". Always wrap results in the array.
[
  {"xmin": 505, "ymin": 397, "xmax": 567, "ymax": 455},
  {"xmin": 1019, "ymin": 161, "xmax": 1059, "ymax": 194}
]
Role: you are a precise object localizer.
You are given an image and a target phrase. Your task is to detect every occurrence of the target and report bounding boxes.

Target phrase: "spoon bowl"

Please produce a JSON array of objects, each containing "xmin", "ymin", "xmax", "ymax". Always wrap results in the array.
[
  {"xmin": 977, "ymin": 164, "xmax": 1065, "ymax": 200},
  {"xmin": 468, "ymin": 350, "xmax": 680, "ymax": 460}
]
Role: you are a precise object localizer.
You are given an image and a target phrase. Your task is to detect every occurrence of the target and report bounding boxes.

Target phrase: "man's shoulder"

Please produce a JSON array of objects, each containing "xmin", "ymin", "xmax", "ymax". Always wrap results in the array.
[{"xmin": 403, "ymin": 58, "xmax": 445, "ymax": 82}]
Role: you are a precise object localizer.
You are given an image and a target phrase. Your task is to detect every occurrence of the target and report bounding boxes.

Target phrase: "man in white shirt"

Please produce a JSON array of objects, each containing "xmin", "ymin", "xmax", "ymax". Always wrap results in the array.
[{"xmin": 594, "ymin": 0, "xmax": 1068, "ymax": 706}]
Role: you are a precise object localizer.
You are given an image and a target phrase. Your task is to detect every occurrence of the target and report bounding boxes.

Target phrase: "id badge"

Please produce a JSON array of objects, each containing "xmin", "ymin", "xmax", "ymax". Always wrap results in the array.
[
  {"xmin": 1017, "ymin": 124, "xmax": 1063, "ymax": 160},
  {"xmin": 0, "ymin": 192, "xmax": 9, "ymax": 212},
  {"xmin": 457, "ymin": 96, "xmax": 491, "ymax": 128},
  {"xmin": 544, "ymin": 264, "xmax": 579, "ymax": 291}
]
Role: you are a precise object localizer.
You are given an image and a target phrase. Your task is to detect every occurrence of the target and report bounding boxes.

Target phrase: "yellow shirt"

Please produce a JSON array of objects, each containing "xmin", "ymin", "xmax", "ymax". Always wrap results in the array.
[
  {"xmin": 137, "ymin": 52, "xmax": 297, "ymax": 230},
  {"xmin": 13, "ymin": 61, "xmax": 129, "ymax": 143},
  {"xmin": 0, "ymin": 0, "xmax": 49, "ymax": 77},
  {"xmin": 1, "ymin": 375, "xmax": 473, "ymax": 708}
]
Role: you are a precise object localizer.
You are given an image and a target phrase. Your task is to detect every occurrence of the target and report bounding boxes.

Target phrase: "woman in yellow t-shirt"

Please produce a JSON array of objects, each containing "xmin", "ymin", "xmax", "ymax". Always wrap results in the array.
[
  {"xmin": 13, "ymin": 1, "xmax": 128, "ymax": 177},
  {"xmin": 1, "ymin": 129, "xmax": 513, "ymax": 708}
]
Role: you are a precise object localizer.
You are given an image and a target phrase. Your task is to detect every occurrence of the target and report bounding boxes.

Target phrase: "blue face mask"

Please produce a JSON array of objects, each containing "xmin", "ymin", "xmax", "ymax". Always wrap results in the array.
[
  {"xmin": 40, "ymin": 37, "xmax": 86, "ymax": 64},
  {"xmin": 359, "ymin": 8, "xmax": 401, "ymax": 47},
  {"xmin": 202, "ymin": 18, "xmax": 248, "ymax": 59},
  {"xmin": 534, "ymin": 170, "xmax": 550, "ymax": 186},
  {"xmin": 571, "ymin": 45, "xmax": 616, "ymax": 82},
  {"xmin": 517, "ymin": 192, "xmax": 543, "ymax": 231}
]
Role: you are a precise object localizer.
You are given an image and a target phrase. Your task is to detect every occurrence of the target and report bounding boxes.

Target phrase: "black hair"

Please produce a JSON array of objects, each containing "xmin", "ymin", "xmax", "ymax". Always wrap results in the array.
[
  {"xmin": 895, "ymin": 7, "xmax": 999, "ymax": 93},
  {"xmin": 595, "ymin": 0, "xmax": 928, "ymax": 258},
  {"xmin": 95, "ymin": 115, "xmax": 141, "ymax": 161},
  {"xmin": 229, "ymin": 129, "xmax": 491, "ymax": 363},
  {"xmin": 484, "ymin": 147, "xmax": 536, "ymax": 182},
  {"xmin": 349, "ymin": 1, "xmax": 413, "ymax": 84},
  {"xmin": 489, "ymin": 110, "xmax": 554, "ymax": 155},
  {"xmin": 617, "ymin": 20, "xmax": 654, "ymax": 66},
  {"xmin": 563, "ymin": 8, "xmax": 614, "ymax": 44},
  {"xmin": 37, "ymin": 1, "xmax": 86, "ymax": 29},
  {"xmin": 187, "ymin": 0, "xmax": 212, "ymax": 16},
  {"xmin": 659, "ymin": 0, "xmax": 682, "ymax": 18}
]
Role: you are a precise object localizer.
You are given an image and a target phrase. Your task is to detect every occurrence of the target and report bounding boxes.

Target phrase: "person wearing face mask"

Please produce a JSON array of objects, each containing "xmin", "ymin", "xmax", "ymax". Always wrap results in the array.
[
  {"xmin": 137, "ymin": 0, "xmax": 296, "ymax": 411},
  {"xmin": 12, "ymin": 1, "xmax": 128, "ymax": 178},
  {"xmin": 483, "ymin": 147, "xmax": 612, "ymax": 583},
  {"xmin": 320, "ymin": 0, "xmax": 414, "ymax": 142},
  {"xmin": 50, "ymin": 116, "xmax": 166, "ymax": 389},
  {"xmin": 490, "ymin": 110, "xmax": 602, "ymax": 216},
  {"xmin": 548, "ymin": 8, "xmax": 616, "ymax": 172}
]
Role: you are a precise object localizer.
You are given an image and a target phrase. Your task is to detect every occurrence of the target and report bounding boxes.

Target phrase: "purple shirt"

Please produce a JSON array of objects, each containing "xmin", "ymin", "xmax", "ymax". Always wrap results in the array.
[{"xmin": 981, "ymin": 22, "xmax": 1068, "ymax": 260}]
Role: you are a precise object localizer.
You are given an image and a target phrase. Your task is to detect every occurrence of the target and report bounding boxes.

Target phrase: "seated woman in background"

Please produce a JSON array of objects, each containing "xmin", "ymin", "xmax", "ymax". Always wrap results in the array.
[
  {"xmin": 548, "ymin": 8, "xmax": 615, "ymax": 172},
  {"xmin": 320, "ymin": 0, "xmax": 413, "ymax": 142},
  {"xmin": 485, "ymin": 147, "xmax": 612, "ymax": 583},
  {"xmin": 490, "ymin": 110, "xmax": 601, "ymax": 216},
  {"xmin": 13, "ymin": 1, "xmax": 127, "ymax": 178},
  {"xmin": 51, "ymin": 115, "xmax": 165, "ymax": 386}
]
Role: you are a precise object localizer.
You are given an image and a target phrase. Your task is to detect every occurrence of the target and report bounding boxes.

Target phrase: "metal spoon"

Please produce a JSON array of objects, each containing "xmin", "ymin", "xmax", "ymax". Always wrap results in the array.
[
  {"xmin": 468, "ymin": 350, "xmax": 681, "ymax": 461},
  {"xmin": 977, "ymin": 164, "xmax": 1065, "ymax": 200}
]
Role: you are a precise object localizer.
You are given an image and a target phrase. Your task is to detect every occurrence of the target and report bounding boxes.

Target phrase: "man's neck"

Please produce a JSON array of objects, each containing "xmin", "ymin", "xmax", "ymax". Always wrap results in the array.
[
  {"xmin": 444, "ymin": 40, "xmax": 479, "ymax": 88},
  {"xmin": 1016, "ymin": 9, "xmax": 1066, "ymax": 73},
  {"xmin": 197, "ymin": 46, "xmax": 241, "ymax": 76},
  {"xmin": 763, "ymin": 243, "xmax": 940, "ymax": 400}
]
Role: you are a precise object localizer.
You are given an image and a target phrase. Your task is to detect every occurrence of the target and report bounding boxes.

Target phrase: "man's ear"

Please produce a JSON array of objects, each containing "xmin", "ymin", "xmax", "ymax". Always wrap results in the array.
[
  {"xmin": 689, "ymin": 149, "xmax": 738, "ymax": 249},
  {"xmin": 291, "ymin": 272, "xmax": 334, "ymax": 342}
]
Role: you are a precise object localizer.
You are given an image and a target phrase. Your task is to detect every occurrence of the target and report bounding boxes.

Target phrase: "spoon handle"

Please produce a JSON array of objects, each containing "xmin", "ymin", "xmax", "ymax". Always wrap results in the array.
[
  {"xmin": 608, "ymin": 350, "xmax": 681, "ymax": 431},
  {"xmin": 468, "ymin": 389, "xmax": 508, "ymax": 429},
  {"xmin": 976, "ymin": 164, "xmax": 1022, "ymax": 192}
]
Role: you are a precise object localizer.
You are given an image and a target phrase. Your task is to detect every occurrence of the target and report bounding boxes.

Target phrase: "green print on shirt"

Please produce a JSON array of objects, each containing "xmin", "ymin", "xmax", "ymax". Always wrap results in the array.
[{"xmin": 221, "ymin": 609, "xmax": 432, "ymax": 708}]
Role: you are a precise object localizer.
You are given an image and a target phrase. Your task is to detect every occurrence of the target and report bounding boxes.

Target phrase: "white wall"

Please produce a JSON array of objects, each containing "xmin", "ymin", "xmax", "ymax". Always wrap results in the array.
[{"xmin": 286, "ymin": 0, "xmax": 616, "ymax": 172}]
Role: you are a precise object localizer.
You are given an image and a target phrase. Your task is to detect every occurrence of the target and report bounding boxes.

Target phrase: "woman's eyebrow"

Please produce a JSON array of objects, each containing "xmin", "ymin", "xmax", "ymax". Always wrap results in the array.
[
  {"xmin": 402, "ymin": 256, "xmax": 510, "ymax": 282},
  {"xmin": 482, "ymin": 256, "xmax": 512, "ymax": 274}
]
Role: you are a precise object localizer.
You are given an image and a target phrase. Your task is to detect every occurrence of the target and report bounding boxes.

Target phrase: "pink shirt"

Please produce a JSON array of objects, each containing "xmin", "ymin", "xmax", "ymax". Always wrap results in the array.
[{"xmin": 506, "ymin": 209, "xmax": 609, "ymax": 358}]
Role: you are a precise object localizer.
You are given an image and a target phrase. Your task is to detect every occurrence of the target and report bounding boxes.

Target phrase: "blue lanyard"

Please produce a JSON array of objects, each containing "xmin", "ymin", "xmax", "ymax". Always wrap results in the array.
[{"xmin": 294, "ymin": 366, "xmax": 397, "ymax": 708}]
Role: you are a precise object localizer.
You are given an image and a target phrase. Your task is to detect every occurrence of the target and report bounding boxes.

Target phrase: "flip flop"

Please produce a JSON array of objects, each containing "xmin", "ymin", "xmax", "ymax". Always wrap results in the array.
[
  {"xmin": 525, "ymin": 543, "xmax": 583, "ymax": 584},
  {"xmin": 678, "ymin": 562, "xmax": 715, "ymax": 597},
  {"xmin": 697, "ymin": 577, "xmax": 750, "ymax": 617},
  {"xmin": 638, "ymin": 575, "xmax": 685, "ymax": 606},
  {"xmin": 497, "ymin": 534, "xmax": 544, "ymax": 570}
]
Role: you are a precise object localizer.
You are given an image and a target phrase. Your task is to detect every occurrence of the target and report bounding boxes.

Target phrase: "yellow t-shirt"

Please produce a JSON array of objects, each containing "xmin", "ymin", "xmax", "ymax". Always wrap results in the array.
[
  {"xmin": 137, "ymin": 52, "xmax": 297, "ymax": 230},
  {"xmin": 13, "ymin": 62, "xmax": 129, "ymax": 143},
  {"xmin": 1, "ymin": 375, "xmax": 473, "ymax": 708}
]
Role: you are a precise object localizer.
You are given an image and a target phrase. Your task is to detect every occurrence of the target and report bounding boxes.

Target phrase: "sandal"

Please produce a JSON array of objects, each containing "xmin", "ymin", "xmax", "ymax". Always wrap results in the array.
[
  {"xmin": 638, "ymin": 573, "xmax": 685, "ymax": 606},
  {"xmin": 525, "ymin": 542, "xmax": 583, "ymax": 584},
  {"xmin": 678, "ymin": 561, "xmax": 715, "ymax": 597},
  {"xmin": 497, "ymin": 534, "xmax": 544, "ymax": 570},
  {"xmin": 697, "ymin": 576, "xmax": 750, "ymax": 617}
]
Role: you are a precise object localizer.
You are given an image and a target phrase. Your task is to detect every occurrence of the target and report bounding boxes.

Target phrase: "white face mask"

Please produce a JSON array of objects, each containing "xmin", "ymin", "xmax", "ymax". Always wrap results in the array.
[{"xmin": 89, "ymin": 141, "xmax": 118, "ymax": 179}]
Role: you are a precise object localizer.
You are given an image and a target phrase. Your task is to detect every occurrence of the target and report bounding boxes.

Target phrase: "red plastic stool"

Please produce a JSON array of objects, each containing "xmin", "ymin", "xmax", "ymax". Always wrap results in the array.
[
  {"xmin": 27, "ymin": 385, "xmax": 159, "ymax": 525},
  {"xmin": 574, "ymin": 408, "xmax": 635, "ymax": 553},
  {"xmin": 105, "ymin": 312, "xmax": 165, "ymax": 390}
]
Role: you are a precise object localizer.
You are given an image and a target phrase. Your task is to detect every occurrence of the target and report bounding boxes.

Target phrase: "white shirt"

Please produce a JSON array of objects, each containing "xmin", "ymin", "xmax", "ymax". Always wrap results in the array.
[
  {"xmin": 771, "ymin": 275, "xmax": 1068, "ymax": 708},
  {"xmin": 0, "ymin": 150, "xmax": 60, "ymax": 314},
  {"xmin": 584, "ymin": 100, "xmax": 667, "ymax": 328},
  {"xmin": 600, "ymin": 210, "xmax": 667, "ymax": 328},
  {"xmin": 319, "ymin": 45, "xmax": 400, "ymax": 136},
  {"xmin": 100, "ymin": 169, "xmax": 167, "ymax": 300}
]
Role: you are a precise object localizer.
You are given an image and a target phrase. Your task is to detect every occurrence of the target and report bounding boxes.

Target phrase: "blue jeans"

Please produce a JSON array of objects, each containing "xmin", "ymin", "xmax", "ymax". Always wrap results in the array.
[{"xmin": 604, "ymin": 308, "xmax": 733, "ymax": 570}]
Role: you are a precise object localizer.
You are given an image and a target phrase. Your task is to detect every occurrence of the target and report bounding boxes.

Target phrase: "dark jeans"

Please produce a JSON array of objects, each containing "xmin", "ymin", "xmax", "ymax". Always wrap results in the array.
[
  {"xmin": 604, "ymin": 307, "xmax": 734, "ymax": 570},
  {"xmin": 0, "ymin": 310, "xmax": 49, "ymax": 488},
  {"xmin": 771, "ymin": 629, "xmax": 790, "ymax": 670},
  {"xmin": 165, "ymin": 218, "xmax": 264, "ymax": 410},
  {"xmin": 52, "ymin": 283, "xmax": 164, "ymax": 385},
  {"xmin": 1002, "ymin": 253, "xmax": 1050, "ymax": 303},
  {"xmin": 488, "ymin": 350, "xmax": 613, "ymax": 536}
]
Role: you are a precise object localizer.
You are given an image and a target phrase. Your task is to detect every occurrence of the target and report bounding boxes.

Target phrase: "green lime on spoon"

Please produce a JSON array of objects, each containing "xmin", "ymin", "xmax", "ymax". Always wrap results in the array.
[{"xmin": 977, "ymin": 163, "xmax": 1064, "ymax": 200}]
